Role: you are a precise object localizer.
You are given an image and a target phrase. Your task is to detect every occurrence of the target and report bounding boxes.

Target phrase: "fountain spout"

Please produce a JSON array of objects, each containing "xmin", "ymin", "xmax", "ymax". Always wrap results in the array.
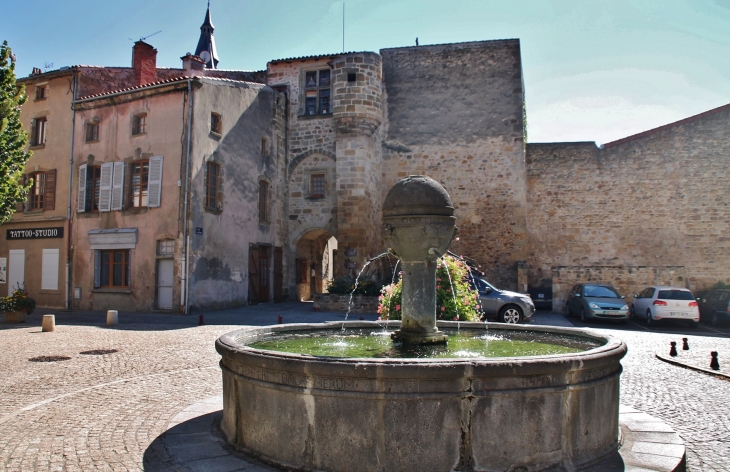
[{"xmin": 382, "ymin": 175, "xmax": 457, "ymax": 344}]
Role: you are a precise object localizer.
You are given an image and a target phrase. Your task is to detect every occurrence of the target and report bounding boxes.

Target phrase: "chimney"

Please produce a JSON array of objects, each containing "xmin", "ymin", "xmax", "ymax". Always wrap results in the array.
[
  {"xmin": 132, "ymin": 41, "xmax": 157, "ymax": 86},
  {"xmin": 181, "ymin": 53, "xmax": 206, "ymax": 77}
]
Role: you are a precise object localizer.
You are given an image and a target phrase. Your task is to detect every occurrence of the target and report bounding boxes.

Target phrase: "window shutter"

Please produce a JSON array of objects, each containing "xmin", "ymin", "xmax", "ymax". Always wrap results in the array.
[
  {"xmin": 94, "ymin": 250, "xmax": 101, "ymax": 288},
  {"xmin": 41, "ymin": 248, "xmax": 60, "ymax": 290},
  {"xmin": 44, "ymin": 169, "xmax": 56, "ymax": 210},
  {"xmin": 99, "ymin": 163, "xmax": 113, "ymax": 212},
  {"xmin": 110, "ymin": 162, "xmax": 125, "ymax": 211},
  {"xmin": 77, "ymin": 164, "xmax": 87, "ymax": 213},
  {"xmin": 16, "ymin": 174, "xmax": 27, "ymax": 212},
  {"xmin": 147, "ymin": 156, "xmax": 163, "ymax": 208},
  {"xmin": 217, "ymin": 165, "xmax": 223, "ymax": 210}
]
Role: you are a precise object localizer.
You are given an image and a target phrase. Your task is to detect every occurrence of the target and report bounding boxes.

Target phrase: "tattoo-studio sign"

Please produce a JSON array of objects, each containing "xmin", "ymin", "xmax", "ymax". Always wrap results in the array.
[{"xmin": 6, "ymin": 227, "xmax": 64, "ymax": 240}]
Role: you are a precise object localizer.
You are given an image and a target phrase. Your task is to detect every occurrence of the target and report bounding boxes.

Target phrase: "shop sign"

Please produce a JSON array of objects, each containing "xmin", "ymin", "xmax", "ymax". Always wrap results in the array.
[{"xmin": 6, "ymin": 227, "xmax": 64, "ymax": 240}]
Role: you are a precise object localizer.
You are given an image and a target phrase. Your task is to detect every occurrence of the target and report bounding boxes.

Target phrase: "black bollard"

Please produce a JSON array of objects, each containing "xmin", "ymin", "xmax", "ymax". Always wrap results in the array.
[
  {"xmin": 669, "ymin": 342, "xmax": 678, "ymax": 357},
  {"xmin": 198, "ymin": 314, "xmax": 204, "ymax": 326},
  {"xmin": 278, "ymin": 315, "xmax": 283, "ymax": 324},
  {"xmin": 710, "ymin": 351, "xmax": 720, "ymax": 371},
  {"xmin": 359, "ymin": 316, "xmax": 364, "ymax": 320},
  {"xmin": 682, "ymin": 338, "xmax": 689, "ymax": 351}
]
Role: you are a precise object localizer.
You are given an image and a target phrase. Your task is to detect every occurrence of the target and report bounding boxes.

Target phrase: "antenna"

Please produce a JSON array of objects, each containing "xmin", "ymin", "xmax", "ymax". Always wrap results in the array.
[
  {"xmin": 44, "ymin": 62, "xmax": 53, "ymax": 71},
  {"xmin": 128, "ymin": 30, "xmax": 162, "ymax": 42}
]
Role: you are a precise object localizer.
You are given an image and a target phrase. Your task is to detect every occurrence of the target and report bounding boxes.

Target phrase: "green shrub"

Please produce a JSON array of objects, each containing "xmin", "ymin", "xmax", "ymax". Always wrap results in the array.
[
  {"xmin": 327, "ymin": 275, "xmax": 383, "ymax": 296},
  {"xmin": 378, "ymin": 255, "xmax": 481, "ymax": 321},
  {"xmin": 712, "ymin": 281, "xmax": 730, "ymax": 290}
]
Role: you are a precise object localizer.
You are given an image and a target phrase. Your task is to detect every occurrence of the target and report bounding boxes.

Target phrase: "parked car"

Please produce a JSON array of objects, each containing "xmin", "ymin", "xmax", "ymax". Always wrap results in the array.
[
  {"xmin": 631, "ymin": 286, "xmax": 699, "ymax": 328},
  {"xmin": 472, "ymin": 278, "xmax": 535, "ymax": 324},
  {"xmin": 565, "ymin": 284, "xmax": 630, "ymax": 323},
  {"xmin": 697, "ymin": 289, "xmax": 730, "ymax": 326}
]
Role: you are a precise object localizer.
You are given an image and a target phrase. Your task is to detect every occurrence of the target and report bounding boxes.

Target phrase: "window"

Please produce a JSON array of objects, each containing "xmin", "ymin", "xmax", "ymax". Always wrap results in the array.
[
  {"xmin": 129, "ymin": 160, "xmax": 149, "ymax": 208},
  {"xmin": 35, "ymin": 85, "xmax": 48, "ymax": 100},
  {"xmin": 258, "ymin": 180, "xmax": 268, "ymax": 222},
  {"xmin": 31, "ymin": 117, "xmax": 47, "ymax": 146},
  {"xmin": 85, "ymin": 122, "xmax": 99, "ymax": 142},
  {"xmin": 157, "ymin": 240, "xmax": 175, "ymax": 256},
  {"xmin": 83, "ymin": 166, "xmax": 102, "ymax": 212},
  {"xmin": 261, "ymin": 137, "xmax": 269, "ymax": 157},
  {"xmin": 311, "ymin": 174, "xmax": 326, "ymax": 198},
  {"xmin": 29, "ymin": 171, "xmax": 46, "ymax": 210},
  {"xmin": 210, "ymin": 112, "xmax": 222, "ymax": 135},
  {"xmin": 99, "ymin": 249, "xmax": 130, "ymax": 288},
  {"xmin": 132, "ymin": 113, "xmax": 147, "ymax": 135},
  {"xmin": 347, "ymin": 73, "xmax": 357, "ymax": 83},
  {"xmin": 205, "ymin": 162, "xmax": 220, "ymax": 210},
  {"xmin": 304, "ymin": 69, "xmax": 331, "ymax": 115}
]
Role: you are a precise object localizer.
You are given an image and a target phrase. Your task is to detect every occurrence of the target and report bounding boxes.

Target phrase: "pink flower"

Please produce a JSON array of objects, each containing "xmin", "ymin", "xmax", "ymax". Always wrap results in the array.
[
  {"xmin": 441, "ymin": 307, "xmax": 446, "ymax": 312},
  {"xmin": 396, "ymin": 305, "xmax": 401, "ymax": 311},
  {"xmin": 437, "ymin": 278, "xmax": 442, "ymax": 281},
  {"xmin": 446, "ymin": 289, "xmax": 451, "ymax": 293},
  {"xmin": 436, "ymin": 285, "xmax": 441, "ymax": 289},
  {"xmin": 377, "ymin": 316, "xmax": 382, "ymax": 320},
  {"xmin": 453, "ymin": 316, "xmax": 458, "ymax": 321}
]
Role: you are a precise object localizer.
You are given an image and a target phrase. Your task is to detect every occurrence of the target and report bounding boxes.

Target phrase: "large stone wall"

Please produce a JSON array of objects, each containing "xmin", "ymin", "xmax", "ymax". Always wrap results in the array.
[
  {"xmin": 380, "ymin": 41, "xmax": 527, "ymax": 289},
  {"xmin": 527, "ymin": 104, "xmax": 730, "ymax": 304}
]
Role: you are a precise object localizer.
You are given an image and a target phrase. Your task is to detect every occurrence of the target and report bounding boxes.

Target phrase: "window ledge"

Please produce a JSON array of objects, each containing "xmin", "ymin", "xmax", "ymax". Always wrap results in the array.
[
  {"xmin": 131, "ymin": 132, "xmax": 147, "ymax": 137},
  {"xmin": 29, "ymin": 144, "xmax": 45, "ymax": 149},
  {"xmin": 23, "ymin": 210, "xmax": 45, "ymax": 215},
  {"xmin": 122, "ymin": 207, "xmax": 149, "ymax": 215},
  {"xmin": 209, "ymin": 131, "xmax": 222, "ymax": 139},
  {"xmin": 91, "ymin": 288, "xmax": 132, "ymax": 294},
  {"xmin": 297, "ymin": 113, "xmax": 332, "ymax": 120},
  {"xmin": 204, "ymin": 207, "xmax": 222, "ymax": 215},
  {"xmin": 85, "ymin": 139, "xmax": 100, "ymax": 144},
  {"xmin": 306, "ymin": 195, "xmax": 326, "ymax": 200}
]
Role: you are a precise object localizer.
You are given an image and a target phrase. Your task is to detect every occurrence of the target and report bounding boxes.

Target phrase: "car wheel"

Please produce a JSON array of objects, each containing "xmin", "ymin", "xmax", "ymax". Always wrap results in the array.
[
  {"xmin": 646, "ymin": 310, "xmax": 653, "ymax": 327},
  {"xmin": 711, "ymin": 313, "xmax": 719, "ymax": 327},
  {"xmin": 499, "ymin": 306, "xmax": 522, "ymax": 324},
  {"xmin": 688, "ymin": 321, "xmax": 698, "ymax": 329},
  {"xmin": 629, "ymin": 305, "xmax": 636, "ymax": 318},
  {"xmin": 580, "ymin": 308, "xmax": 587, "ymax": 323}
]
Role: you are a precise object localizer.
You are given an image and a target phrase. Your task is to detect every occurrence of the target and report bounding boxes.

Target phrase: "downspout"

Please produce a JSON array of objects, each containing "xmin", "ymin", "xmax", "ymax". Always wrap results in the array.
[
  {"xmin": 181, "ymin": 79, "xmax": 194, "ymax": 314},
  {"xmin": 66, "ymin": 71, "xmax": 79, "ymax": 310}
]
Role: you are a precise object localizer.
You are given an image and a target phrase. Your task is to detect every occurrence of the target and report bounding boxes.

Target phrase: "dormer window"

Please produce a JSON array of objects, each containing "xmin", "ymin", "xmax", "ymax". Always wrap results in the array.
[{"xmin": 304, "ymin": 69, "xmax": 331, "ymax": 116}]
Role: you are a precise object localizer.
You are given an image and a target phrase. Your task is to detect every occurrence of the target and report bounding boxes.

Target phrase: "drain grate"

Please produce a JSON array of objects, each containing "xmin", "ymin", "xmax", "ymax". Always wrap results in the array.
[
  {"xmin": 79, "ymin": 349, "xmax": 118, "ymax": 355},
  {"xmin": 29, "ymin": 355, "xmax": 72, "ymax": 362}
]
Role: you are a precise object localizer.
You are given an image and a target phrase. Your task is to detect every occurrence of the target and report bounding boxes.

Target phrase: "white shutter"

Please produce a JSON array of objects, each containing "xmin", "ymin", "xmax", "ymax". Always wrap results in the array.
[
  {"xmin": 99, "ymin": 163, "xmax": 113, "ymax": 212},
  {"xmin": 41, "ymin": 248, "xmax": 59, "ymax": 290},
  {"xmin": 93, "ymin": 250, "xmax": 101, "ymax": 288},
  {"xmin": 147, "ymin": 156, "xmax": 163, "ymax": 208},
  {"xmin": 77, "ymin": 164, "xmax": 87, "ymax": 213},
  {"xmin": 110, "ymin": 162, "xmax": 125, "ymax": 211}
]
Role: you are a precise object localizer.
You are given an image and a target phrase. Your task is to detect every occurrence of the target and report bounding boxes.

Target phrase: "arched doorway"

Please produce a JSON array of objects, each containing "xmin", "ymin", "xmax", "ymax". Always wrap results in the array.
[{"xmin": 294, "ymin": 230, "xmax": 337, "ymax": 301}]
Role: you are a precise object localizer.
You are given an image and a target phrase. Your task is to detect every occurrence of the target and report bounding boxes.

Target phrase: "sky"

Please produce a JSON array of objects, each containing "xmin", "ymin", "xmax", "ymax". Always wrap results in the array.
[{"xmin": 3, "ymin": 0, "xmax": 729, "ymax": 144}]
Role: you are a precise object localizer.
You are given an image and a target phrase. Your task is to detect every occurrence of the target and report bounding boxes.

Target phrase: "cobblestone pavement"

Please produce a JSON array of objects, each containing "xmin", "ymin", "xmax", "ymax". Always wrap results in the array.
[{"xmin": 1, "ymin": 305, "xmax": 728, "ymax": 471}]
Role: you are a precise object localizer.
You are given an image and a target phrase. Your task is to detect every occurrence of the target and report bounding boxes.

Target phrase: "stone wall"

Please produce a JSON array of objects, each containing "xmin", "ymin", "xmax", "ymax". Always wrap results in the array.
[
  {"xmin": 312, "ymin": 293, "xmax": 379, "ymax": 314},
  {"xmin": 527, "ymin": 104, "xmax": 730, "ymax": 304},
  {"xmin": 380, "ymin": 41, "xmax": 527, "ymax": 289}
]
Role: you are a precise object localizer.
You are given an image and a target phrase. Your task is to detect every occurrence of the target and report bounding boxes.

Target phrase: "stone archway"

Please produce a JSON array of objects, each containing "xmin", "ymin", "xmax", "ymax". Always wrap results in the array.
[{"xmin": 293, "ymin": 229, "xmax": 338, "ymax": 301}]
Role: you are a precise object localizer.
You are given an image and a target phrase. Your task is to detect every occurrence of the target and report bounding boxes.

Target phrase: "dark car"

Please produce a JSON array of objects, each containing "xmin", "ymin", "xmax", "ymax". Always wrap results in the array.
[
  {"xmin": 472, "ymin": 278, "xmax": 535, "ymax": 324},
  {"xmin": 697, "ymin": 289, "xmax": 730, "ymax": 326},
  {"xmin": 565, "ymin": 283, "xmax": 630, "ymax": 323}
]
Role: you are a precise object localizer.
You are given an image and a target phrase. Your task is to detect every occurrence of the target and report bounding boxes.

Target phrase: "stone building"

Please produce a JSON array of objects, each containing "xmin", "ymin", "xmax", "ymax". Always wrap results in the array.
[{"xmin": 5, "ymin": 5, "xmax": 728, "ymax": 313}]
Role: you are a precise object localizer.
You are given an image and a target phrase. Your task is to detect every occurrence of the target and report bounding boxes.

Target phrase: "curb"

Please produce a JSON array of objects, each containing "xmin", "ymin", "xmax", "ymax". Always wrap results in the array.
[{"xmin": 655, "ymin": 353, "xmax": 729, "ymax": 380}]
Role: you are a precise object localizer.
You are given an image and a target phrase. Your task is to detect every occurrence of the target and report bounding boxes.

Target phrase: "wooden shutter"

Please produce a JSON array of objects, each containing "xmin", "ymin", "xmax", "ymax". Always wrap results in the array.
[
  {"xmin": 147, "ymin": 156, "xmax": 163, "ymax": 208},
  {"xmin": 44, "ymin": 169, "xmax": 56, "ymax": 210},
  {"xmin": 77, "ymin": 164, "xmax": 87, "ymax": 213},
  {"xmin": 248, "ymin": 244, "xmax": 260, "ymax": 305},
  {"xmin": 274, "ymin": 246, "xmax": 283, "ymax": 302},
  {"xmin": 110, "ymin": 162, "xmax": 125, "ymax": 211},
  {"xmin": 217, "ymin": 165, "xmax": 223, "ymax": 210},
  {"xmin": 99, "ymin": 163, "xmax": 113, "ymax": 212}
]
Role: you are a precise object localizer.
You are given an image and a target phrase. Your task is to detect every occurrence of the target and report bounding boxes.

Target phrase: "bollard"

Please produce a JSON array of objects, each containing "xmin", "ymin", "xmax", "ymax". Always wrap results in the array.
[
  {"xmin": 359, "ymin": 316, "xmax": 364, "ymax": 321},
  {"xmin": 277, "ymin": 315, "xmax": 283, "ymax": 324},
  {"xmin": 682, "ymin": 338, "xmax": 689, "ymax": 351},
  {"xmin": 669, "ymin": 341, "xmax": 678, "ymax": 357},
  {"xmin": 42, "ymin": 314, "xmax": 55, "ymax": 332},
  {"xmin": 198, "ymin": 314, "xmax": 204, "ymax": 326},
  {"xmin": 710, "ymin": 351, "xmax": 720, "ymax": 371},
  {"xmin": 106, "ymin": 310, "xmax": 118, "ymax": 326}
]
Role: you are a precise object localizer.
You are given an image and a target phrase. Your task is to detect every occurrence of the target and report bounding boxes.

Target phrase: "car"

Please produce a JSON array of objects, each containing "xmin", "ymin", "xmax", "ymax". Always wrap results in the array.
[
  {"xmin": 631, "ymin": 286, "xmax": 699, "ymax": 328},
  {"xmin": 697, "ymin": 289, "xmax": 730, "ymax": 327},
  {"xmin": 472, "ymin": 278, "xmax": 535, "ymax": 324},
  {"xmin": 565, "ymin": 283, "xmax": 630, "ymax": 323}
]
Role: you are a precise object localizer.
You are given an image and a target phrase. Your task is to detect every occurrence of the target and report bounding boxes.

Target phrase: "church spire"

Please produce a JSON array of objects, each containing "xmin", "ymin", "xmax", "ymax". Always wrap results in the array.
[{"xmin": 194, "ymin": 2, "xmax": 219, "ymax": 69}]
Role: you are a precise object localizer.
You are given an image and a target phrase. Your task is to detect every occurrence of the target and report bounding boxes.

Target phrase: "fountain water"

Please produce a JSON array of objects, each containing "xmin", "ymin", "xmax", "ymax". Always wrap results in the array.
[{"xmin": 216, "ymin": 175, "xmax": 627, "ymax": 472}]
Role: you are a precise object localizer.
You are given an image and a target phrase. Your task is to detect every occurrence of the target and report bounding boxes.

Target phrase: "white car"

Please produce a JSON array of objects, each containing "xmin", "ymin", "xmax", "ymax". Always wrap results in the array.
[{"xmin": 631, "ymin": 286, "xmax": 699, "ymax": 328}]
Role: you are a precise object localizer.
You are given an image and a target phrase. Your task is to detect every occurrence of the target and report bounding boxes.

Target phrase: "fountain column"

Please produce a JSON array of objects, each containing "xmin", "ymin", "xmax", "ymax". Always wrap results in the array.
[{"xmin": 382, "ymin": 175, "xmax": 457, "ymax": 344}]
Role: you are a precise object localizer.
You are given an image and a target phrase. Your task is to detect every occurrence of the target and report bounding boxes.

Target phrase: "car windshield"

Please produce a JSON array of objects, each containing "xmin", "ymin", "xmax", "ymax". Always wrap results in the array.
[
  {"xmin": 477, "ymin": 279, "xmax": 498, "ymax": 292},
  {"xmin": 583, "ymin": 285, "xmax": 621, "ymax": 298},
  {"xmin": 657, "ymin": 290, "xmax": 694, "ymax": 300}
]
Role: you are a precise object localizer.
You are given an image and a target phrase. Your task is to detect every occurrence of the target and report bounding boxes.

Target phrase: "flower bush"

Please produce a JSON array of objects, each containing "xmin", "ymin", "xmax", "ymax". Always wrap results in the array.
[
  {"xmin": 0, "ymin": 285, "xmax": 36, "ymax": 315},
  {"xmin": 378, "ymin": 255, "xmax": 481, "ymax": 321},
  {"xmin": 327, "ymin": 275, "xmax": 383, "ymax": 296}
]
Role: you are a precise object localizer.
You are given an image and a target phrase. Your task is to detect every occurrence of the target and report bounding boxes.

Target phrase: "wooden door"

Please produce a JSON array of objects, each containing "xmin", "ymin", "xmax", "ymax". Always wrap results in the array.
[
  {"xmin": 259, "ymin": 246, "xmax": 270, "ymax": 303},
  {"xmin": 248, "ymin": 244, "xmax": 259, "ymax": 305},
  {"xmin": 273, "ymin": 246, "xmax": 283, "ymax": 302}
]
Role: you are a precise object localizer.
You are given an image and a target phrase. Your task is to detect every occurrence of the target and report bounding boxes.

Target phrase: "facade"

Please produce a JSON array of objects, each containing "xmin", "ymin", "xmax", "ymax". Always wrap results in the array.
[{"xmin": 4, "ymin": 6, "xmax": 728, "ymax": 313}]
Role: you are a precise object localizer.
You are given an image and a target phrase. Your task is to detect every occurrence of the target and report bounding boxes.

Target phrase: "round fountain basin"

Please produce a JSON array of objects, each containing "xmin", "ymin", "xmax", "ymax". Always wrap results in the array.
[{"xmin": 216, "ymin": 321, "xmax": 627, "ymax": 472}]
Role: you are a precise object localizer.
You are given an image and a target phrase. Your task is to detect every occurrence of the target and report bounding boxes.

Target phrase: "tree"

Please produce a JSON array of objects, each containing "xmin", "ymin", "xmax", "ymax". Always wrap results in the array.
[{"xmin": 0, "ymin": 40, "xmax": 31, "ymax": 224}]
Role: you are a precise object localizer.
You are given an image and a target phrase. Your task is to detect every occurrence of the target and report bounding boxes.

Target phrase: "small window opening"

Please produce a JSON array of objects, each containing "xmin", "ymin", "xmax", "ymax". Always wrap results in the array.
[{"xmin": 347, "ymin": 73, "xmax": 356, "ymax": 83}]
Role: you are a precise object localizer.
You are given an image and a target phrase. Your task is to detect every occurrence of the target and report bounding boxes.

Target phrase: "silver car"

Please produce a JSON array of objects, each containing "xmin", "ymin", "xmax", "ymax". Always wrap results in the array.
[
  {"xmin": 632, "ymin": 286, "xmax": 699, "ymax": 328},
  {"xmin": 473, "ymin": 278, "xmax": 535, "ymax": 324}
]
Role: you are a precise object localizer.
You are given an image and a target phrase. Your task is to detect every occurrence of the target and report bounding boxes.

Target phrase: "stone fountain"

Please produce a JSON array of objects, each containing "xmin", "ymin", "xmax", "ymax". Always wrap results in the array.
[{"xmin": 216, "ymin": 176, "xmax": 627, "ymax": 471}]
